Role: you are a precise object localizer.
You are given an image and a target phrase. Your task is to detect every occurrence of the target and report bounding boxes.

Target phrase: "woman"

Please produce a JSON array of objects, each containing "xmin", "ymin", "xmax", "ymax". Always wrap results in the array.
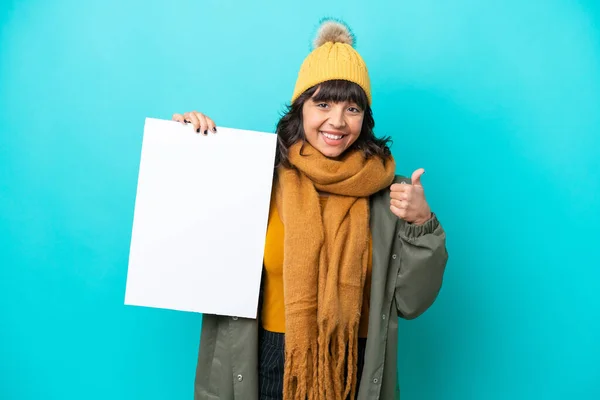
[{"xmin": 173, "ymin": 19, "xmax": 448, "ymax": 400}]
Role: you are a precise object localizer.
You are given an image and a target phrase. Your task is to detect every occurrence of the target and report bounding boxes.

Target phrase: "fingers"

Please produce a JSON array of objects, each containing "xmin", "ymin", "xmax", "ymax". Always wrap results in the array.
[
  {"xmin": 206, "ymin": 116, "xmax": 217, "ymax": 133},
  {"xmin": 177, "ymin": 111, "xmax": 218, "ymax": 135},
  {"xmin": 172, "ymin": 113, "xmax": 186, "ymax": 124},
  {"xmin": 196, "ymin": 113, "xmax": 217, "ymax": 133},
  {"xmin": 183, "ymin": 111, "xmax": 201, "ymax": 131},
  {"xmin": 389, "ymin": 190, "xmax": 408, "ymax": 201},
  {"xmin": 390, "ymin": 183, "xmax": 410, "ymax": 193},
  {"xmin": 390, "ymin": 172, "xmax": 429, "ymax": 222},
  {"xmin": 390, "ymin": 204, "xmax": 408, "ymax": 219},
  {"xmin": 390, "ymin": 180, "xmax": 425, "ymax": 197},
  {"xmin": 390, "ymin": 193, "xmax": 410, "ymax": 220},
  {"xmin": 390, "ymin": 199, "xmax": 408, "ymax": 210},
  {"xmin": 198, "ymin": 114, "xmax": 210, "ymax": 135}
]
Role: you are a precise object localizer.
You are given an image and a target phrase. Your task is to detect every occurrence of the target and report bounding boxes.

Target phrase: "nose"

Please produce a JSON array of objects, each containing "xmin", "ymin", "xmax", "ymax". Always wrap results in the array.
[{"xmin": 328, "ymin": 105, "xmax": 347, "ymax": 129}]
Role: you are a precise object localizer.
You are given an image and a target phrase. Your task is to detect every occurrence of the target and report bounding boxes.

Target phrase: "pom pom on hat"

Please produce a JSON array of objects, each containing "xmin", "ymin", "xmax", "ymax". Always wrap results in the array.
[{"xmin": 313, "ymin": 18, "xmax": 355, "ymax": 49}]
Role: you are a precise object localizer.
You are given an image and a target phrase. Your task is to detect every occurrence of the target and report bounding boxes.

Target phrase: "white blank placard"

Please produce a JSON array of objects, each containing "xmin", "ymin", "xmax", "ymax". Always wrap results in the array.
[{"xmin": 125, "ymin": 117, "xmax": 277, "ymax": 318}]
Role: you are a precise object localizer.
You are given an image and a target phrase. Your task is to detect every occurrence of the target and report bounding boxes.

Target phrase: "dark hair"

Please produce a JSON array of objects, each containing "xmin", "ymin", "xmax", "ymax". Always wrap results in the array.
[{"xmin": 274, "ymin": 79, "xmax": 392, "ymax": 168}]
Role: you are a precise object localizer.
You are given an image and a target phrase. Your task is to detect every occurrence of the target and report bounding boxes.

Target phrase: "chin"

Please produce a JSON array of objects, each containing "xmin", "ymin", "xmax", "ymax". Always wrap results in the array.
[
  {"xmin": 321, "ymin": 148, "xmax": 344, "ymax": 158},
  {"xmin": 311, "ymin": 140, "xmax": 347, "ymax": 158}
]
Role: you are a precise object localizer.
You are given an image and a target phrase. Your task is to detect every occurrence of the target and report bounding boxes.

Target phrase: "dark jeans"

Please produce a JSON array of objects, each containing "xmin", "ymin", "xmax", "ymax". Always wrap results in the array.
[{"xmin": 258, "ymin": 329, "xmax": 367, "ymax": 400}]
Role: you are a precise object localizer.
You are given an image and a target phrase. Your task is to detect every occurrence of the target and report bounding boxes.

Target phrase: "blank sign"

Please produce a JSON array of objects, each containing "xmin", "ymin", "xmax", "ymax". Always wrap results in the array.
[{"xmin": 125, "ymin": 118, "xmax": 277, "ymax": 319}]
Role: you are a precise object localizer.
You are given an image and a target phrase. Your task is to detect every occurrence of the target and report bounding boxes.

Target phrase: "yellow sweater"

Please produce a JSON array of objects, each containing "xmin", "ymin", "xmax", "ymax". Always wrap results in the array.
[{"xmin": 262, "ymin": 196, "xmax": 372, "ymax": 338}]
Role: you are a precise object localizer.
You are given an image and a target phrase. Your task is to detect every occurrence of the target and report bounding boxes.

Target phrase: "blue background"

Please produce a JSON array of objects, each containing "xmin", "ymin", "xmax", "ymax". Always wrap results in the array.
[{"xmin": 1, "ymin": 0, "xmax": 599, "ymax": 399}]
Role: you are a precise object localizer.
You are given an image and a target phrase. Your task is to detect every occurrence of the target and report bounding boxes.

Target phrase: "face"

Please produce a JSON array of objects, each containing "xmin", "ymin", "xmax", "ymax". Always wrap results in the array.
[{"xmin": 302, "ymin": 91, "xmax": 364, "ymax": 158}]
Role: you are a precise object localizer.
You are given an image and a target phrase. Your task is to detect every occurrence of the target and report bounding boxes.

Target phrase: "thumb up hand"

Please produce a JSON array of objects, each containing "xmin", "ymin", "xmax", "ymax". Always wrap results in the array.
[{"xmin": 389, "ymin": 168, "xmax": 432, "ymax": 225}]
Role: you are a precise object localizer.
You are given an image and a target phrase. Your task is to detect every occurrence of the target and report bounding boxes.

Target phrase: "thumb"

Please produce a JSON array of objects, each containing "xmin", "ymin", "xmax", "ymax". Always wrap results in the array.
[{"xmin": 411, "ymin": 168, "xmax": 425, "ymax": 186}]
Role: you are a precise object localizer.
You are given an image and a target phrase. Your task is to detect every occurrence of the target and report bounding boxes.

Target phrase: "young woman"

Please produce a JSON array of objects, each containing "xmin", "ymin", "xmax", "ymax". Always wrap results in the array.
[{"xmin": 172, "ymin": 19, "xmax": 448, "ymax": 400}]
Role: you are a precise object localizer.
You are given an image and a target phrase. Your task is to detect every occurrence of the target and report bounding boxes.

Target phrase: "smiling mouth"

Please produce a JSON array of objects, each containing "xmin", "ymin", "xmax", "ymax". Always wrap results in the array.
[{"xmin": 321, "ymin": 131, "xmax": 345, "ymax": 140}]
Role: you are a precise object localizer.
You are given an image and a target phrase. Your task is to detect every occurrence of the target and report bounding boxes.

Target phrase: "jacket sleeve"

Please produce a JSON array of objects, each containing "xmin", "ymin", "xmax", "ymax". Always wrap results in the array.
[{"xmin": 394, "ymin": 213, "xmax": 448, "ymax": 319}]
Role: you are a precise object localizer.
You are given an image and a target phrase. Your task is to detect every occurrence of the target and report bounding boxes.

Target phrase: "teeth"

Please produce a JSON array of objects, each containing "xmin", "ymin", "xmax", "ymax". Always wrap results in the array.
[{"xmin": 322, "ymin": 132, "xmax": 343, "ymax": 140}]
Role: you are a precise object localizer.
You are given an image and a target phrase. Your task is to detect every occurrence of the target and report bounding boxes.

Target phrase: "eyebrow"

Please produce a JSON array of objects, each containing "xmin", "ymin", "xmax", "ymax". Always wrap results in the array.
[{"xmin": 311, "ymin": 97, "xmax": 359, "ymax": 104}]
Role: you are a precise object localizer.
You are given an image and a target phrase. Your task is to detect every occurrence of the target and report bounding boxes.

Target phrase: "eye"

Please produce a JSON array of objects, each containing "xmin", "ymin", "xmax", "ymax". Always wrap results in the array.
[
  {"xmin": 316, "ymin": 103, "xmax": 329, "ymax": 108},
  {"xmin": 348, "ymin": 107, "xmax": 361, "ymax": 113}
]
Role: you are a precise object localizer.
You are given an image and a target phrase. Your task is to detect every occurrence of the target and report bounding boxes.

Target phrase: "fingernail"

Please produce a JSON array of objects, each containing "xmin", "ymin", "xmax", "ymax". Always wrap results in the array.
[
  {"xmin": 204, "ymin": 130, "xmax": 208, "ymax": 135},
  {"xmin": 212, "ymin": 127, "xmax": 217, "ymax": 133}
]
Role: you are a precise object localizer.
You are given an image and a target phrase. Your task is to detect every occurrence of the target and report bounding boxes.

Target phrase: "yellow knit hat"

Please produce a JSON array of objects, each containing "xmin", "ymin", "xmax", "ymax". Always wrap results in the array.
[{"xmin": 291, "ymin": 19, "xmax": 372, "ymax": 105}]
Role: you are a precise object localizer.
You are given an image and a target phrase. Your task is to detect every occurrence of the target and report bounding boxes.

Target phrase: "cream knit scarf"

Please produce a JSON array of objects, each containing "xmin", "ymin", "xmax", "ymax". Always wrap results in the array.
[{"xmin": 274, "ymin": 141, "xmax": 395, "ymax": 400}]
